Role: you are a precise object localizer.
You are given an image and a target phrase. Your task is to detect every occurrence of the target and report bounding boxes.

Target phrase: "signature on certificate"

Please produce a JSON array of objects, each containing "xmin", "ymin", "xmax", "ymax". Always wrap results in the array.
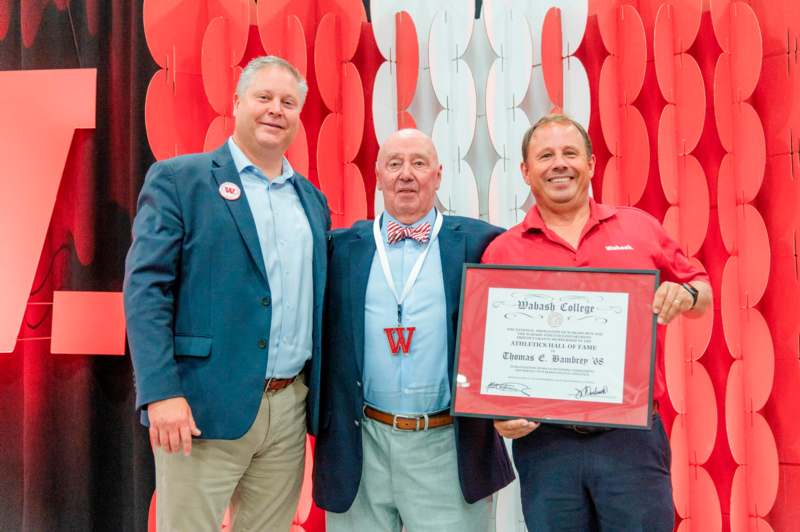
[
  {"xmin": 487, "ymin": 381, "xmax": 532, "ymax": 397},
  {"xmin": 573, "ymin": 384, "xmax": 608, "ymax": 400}
]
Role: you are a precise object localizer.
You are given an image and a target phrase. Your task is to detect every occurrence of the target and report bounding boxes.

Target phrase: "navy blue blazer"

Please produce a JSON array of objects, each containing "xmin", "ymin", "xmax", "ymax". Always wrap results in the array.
[
  {"xmin": 312, "ymin": 215, "xmax": 515, "ymax": 511},
  {"xmin": 124, "ymin": 143, "xmax": 330, "ymax": 439}
]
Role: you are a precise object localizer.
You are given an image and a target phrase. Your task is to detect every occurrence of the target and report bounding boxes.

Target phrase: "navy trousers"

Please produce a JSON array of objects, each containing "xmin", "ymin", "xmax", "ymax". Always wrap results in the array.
[{"xmin": 512, "ymin": 414, "xmax": 674, "ymax": 532}]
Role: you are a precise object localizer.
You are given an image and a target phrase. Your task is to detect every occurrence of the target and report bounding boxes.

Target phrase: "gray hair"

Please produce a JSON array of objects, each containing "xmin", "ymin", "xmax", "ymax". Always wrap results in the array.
[
  {"xmin": 521, "ymin": 114, "xmax": 593, "ymax": 162},
  {"xmin": 235, "ymin": 55, "xmax": 308, "ymax": 103}
]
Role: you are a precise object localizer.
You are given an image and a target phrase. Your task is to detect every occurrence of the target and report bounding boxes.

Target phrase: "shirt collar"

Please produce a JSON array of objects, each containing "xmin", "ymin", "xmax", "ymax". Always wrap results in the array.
[
  {"xmin": 227, "ymin": 137, "xmax": 295, "ymax": 184},
  {"xmin": 382, "ymin": 207, "xmax": 437, "ymax": 229},
  {"xmin": 380, "ymin": 207, "xmax": 438, "ymax": 243},
  {"xmin": 522, "ymin": 198, "xmax": 617, "ymax": 233}
]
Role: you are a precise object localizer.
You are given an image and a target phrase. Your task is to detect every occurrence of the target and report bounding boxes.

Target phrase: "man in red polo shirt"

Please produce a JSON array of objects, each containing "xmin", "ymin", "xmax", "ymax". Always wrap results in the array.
[{"xmin": 483, "ymin": 114, "xmax": 711, "ymax": 532}]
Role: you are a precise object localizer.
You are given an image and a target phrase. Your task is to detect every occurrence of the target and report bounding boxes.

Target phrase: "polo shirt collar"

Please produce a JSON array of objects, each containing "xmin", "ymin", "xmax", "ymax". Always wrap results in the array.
[{"xmin": 522, "ymin": 198, "xmax": 617, "ymax": 233}]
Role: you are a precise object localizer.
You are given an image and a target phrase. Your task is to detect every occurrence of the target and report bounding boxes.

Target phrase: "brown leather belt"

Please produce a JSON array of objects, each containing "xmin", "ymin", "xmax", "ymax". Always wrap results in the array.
[
  {"xmin": 265, "ymin": 376, "xmax": 296, "ymax": 392},
  {"xmin": 364, "ymin": 406, "xmax": 453, "ymax": 431}
]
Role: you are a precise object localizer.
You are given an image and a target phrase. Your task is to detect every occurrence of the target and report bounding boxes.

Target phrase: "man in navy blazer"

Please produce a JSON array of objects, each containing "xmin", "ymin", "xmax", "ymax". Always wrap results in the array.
[
  {"xmin": 124, "ymin": 56, "xmax": 330, "ymax": 531},
  {"xmin": 313, "ymin": 129, "xmax": 514, "ymax": 531}
]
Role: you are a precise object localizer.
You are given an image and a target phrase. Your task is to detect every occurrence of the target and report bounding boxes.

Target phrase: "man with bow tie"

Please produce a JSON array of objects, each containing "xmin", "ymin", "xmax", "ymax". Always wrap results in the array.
[{"xmin": 312, "ymin": 129, "xmax": 514, "ymax": 531}]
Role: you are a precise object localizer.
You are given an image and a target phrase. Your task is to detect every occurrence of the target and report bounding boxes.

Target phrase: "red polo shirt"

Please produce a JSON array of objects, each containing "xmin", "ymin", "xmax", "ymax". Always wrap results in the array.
[{"xmin": 481, "ymin": 199, "xmax": 709, "ymax": 405}]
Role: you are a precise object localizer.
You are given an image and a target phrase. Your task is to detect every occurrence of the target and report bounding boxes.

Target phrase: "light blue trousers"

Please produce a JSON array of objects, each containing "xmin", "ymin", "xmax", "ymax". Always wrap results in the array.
[{"xmin": 326, "ymin": 416, "xmax": 492, "ymax": 532}]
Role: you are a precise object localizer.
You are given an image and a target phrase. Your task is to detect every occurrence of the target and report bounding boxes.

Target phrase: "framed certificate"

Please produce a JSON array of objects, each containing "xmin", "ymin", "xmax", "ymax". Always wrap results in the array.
[{"xmin": 451, "ymin": 265, "xmax": 659, "ymax": 429}]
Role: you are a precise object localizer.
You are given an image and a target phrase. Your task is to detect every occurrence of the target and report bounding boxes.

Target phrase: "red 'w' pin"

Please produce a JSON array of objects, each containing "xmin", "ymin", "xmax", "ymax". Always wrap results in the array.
[{"xmin": 218, "ymin": 182, "xmax": 241, "ymax": 200}]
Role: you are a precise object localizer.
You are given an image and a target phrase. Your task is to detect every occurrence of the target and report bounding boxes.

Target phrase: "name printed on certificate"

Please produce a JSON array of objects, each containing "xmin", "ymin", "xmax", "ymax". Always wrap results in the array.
[{"xmin": 480, "ymin": 288, "xmax": 629, "ymax": 403}]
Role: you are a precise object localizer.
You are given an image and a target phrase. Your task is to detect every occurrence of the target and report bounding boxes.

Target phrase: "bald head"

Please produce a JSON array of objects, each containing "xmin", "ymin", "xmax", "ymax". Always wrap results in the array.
[
  {"xmin": 376, "ymin": 128, "xmax": 442, "ymax": 224},
  {"xmin": 377, "ymin": 129, "xmax": 439, "ymax": 167}
]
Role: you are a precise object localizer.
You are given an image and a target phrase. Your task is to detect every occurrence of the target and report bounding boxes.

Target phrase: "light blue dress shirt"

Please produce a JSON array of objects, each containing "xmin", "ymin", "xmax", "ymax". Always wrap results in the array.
[
  {"xmin": 363, "ymin": 208, "xmax": 450, "ymax": 415},
  {"xmin": 228, "ymin": 138, "xmax": 313, "ymax": 378}
]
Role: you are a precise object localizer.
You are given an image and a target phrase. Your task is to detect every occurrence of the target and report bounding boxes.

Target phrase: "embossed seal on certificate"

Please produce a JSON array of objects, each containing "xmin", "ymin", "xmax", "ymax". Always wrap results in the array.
[{"xmin": 547, "ymin": 312, "xmax": 564, "ymax": 328}]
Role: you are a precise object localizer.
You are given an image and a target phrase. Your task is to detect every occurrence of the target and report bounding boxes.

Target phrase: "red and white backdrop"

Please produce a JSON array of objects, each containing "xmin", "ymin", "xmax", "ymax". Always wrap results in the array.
[{"xmin": 1, "ymin": 0, "xmax": 799, "ymax": 530}]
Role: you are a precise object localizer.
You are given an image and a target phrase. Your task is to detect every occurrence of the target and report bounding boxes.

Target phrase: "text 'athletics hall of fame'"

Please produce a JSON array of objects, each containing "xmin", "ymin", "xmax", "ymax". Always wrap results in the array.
[{"xmin": 480, "ymin": 288, "xmax": 629, "ymax": 404}]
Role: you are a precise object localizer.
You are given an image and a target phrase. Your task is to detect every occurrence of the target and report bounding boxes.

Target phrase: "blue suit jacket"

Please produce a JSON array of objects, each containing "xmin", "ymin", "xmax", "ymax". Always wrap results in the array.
[
  {"xmin": 124, "ymin": 143, "xmax": 330, "ymax": 439},
  {"xmin": 312, "ymin": 215, "xmax": 515, "ymax": 511}
]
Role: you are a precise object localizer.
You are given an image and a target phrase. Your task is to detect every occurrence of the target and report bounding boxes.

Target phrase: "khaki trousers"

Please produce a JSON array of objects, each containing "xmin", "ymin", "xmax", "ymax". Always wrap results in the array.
[{"xmin": 154, "ymin": 377, "xmax": 308, "ymax": 532}]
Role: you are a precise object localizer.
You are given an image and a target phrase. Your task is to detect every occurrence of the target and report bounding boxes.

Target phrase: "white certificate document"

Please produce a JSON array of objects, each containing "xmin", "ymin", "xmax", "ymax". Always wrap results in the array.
[{"xmin": 480, "ymin": 288, "xmax": 629, "ymax": 403}]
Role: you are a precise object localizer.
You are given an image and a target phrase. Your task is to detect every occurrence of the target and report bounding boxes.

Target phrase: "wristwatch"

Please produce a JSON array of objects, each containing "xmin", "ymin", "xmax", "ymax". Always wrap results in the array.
[{"xmin": 681, "ymin": 283, "xmax": 699, "ymax": 309}]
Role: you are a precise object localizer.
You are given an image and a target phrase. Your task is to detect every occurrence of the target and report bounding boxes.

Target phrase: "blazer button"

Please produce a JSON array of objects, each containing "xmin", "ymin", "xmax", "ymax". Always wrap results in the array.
[
  {"xmin": 354, "ymin": 420, "xmax": 360, "ymax": 427},
  {"xmin": 356, "ymin": 380, "xmax": 362, "ymax": 388},
  {"xmin": 258, "ymin": 339, "xmax": 267, "ymax": 349},
  {"xmin": 261, "ymin": 296, "xmax": 271, "ymax": 307}
]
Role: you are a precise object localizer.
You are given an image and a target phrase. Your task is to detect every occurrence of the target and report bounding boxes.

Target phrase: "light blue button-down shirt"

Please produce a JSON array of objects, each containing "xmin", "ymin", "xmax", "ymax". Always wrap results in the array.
[
  {"xmin": 228, "ymin": 138, "xmax": 313, "ymax": 378},
  {"xmin": 363, "ymin": 208, "xmax": 450, "ymax": 415}
]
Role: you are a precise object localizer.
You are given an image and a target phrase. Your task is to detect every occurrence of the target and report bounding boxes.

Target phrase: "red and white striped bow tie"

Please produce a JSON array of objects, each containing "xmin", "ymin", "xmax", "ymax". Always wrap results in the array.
[{"xmin": 386, "ymin": 221, "xmax": 432, "ymax": 244}]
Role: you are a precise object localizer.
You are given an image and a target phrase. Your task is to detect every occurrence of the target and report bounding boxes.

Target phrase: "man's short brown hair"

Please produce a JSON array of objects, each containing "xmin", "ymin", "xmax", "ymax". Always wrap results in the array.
[{"xmin": 521, "ymin": 114, "xmax": 593, "ymax": 162}]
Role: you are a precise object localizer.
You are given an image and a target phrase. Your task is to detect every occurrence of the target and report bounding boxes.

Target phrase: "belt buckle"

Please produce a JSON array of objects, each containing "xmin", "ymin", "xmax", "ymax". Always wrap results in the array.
[{"xmin": 392, "ymin": 413, "xmax": 430, "ymax": 431}]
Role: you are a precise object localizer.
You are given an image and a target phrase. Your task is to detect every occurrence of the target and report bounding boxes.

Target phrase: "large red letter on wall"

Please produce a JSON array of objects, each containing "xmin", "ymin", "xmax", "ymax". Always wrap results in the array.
[{"xmin": 0, "ymin": 69, "xmax": 97, "ymax": 353}]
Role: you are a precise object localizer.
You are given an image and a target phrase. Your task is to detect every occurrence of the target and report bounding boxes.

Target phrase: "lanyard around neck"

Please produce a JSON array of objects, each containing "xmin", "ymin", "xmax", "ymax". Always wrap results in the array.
[{"xmin": 372, "ymin": 211, "xmax": 443, "ymax": 323}]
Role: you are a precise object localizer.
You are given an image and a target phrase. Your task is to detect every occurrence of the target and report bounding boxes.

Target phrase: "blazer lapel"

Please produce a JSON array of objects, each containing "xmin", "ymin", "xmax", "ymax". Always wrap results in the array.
[
  {"xmin": 437, "ymin": 217, "xmax": 466, "ymax": 383},
  {"xmin": 210, "ymin": 146, "xmax": 268, "ymax": 284},
  {"xmin": 349, "ymin": 224, "xmax": 376, "ymax": 377}
]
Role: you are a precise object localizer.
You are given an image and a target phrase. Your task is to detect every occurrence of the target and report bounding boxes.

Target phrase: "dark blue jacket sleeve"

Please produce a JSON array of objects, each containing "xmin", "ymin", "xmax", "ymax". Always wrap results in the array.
[{"xmin": 123, "ymin": 160, "xmax": 185, "ymax": 411}]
